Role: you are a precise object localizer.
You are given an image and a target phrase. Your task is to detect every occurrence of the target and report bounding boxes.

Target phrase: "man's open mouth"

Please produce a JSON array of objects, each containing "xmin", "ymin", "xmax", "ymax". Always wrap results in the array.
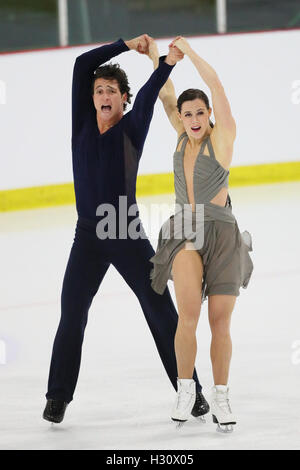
[{"xmin": 101, "ymin": 105, "xmax": 112, "ymax": 111}]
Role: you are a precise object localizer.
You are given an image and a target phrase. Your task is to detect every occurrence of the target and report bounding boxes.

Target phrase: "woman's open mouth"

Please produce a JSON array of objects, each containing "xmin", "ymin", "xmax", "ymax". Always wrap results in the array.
[{"xmin": 191, "ymin": 126, "xmax": 201, "ymax": 133}]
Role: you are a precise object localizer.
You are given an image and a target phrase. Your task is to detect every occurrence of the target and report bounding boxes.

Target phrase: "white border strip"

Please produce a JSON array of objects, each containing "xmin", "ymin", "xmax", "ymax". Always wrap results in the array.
[
  {"xmin": 58, "ymin": 0, "xmax": 69, "ymax": 47},
  {"xmin": 217, "ymin": 0, "xmax": 227, "ymax": 34}
]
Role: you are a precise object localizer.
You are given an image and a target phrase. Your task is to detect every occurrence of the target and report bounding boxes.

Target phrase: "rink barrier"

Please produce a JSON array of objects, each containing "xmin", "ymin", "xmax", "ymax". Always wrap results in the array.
[{"xmin": 0, "ymin": 161, "xmax": 300, "ymax": 212}]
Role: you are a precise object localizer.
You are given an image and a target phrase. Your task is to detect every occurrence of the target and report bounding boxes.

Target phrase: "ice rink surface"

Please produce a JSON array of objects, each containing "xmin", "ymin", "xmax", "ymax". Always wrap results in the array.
[{"xmin": 1, "ymin": 182, "xmax": 300, "ymax": 450}]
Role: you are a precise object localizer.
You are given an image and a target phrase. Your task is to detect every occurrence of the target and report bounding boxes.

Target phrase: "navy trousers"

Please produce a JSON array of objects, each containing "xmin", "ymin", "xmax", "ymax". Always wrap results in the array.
[{"xmin": 46, "ymin": 217, "xmax": 202, "ymax": 403}]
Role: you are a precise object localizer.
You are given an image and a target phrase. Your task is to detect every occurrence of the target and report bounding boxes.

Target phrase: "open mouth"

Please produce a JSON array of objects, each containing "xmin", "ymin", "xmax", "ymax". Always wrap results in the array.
[
  {"xmin": 191, "ymin": 126, "xmax": 201, "ymax": 132},
  {"xmin": 101, "ymin": 105, "xmax": 112, "ymax": 112}
]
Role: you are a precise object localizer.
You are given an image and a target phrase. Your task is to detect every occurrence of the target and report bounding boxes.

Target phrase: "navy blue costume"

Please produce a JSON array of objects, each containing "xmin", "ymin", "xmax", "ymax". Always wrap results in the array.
[{"xmin": 46, "ymin": 39, "xmax": 202, "ymax": 403}]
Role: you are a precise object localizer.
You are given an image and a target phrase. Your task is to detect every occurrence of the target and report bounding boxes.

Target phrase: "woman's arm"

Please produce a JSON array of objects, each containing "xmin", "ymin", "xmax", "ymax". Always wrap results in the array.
[
  {"xmin": 173, "ymin": 37, "xmax": 236, "ymax": 141},
  {"xmin": 147, "ymin": 40, "xmax": 184, "ymax": 135},
  {"xmin": 126, "ymin": 53, "xmax": 178, "ymax": 151}
]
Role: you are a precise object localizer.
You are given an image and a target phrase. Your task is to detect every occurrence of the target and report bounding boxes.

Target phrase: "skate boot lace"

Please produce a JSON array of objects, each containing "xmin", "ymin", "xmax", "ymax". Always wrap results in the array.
[
  {"xmin": 177, "ymin": 388, "xmax": 194, "ymax": 409},
  {"xmin": 215, "ymin": 393, "xmax": 232, "ymax": 414}
]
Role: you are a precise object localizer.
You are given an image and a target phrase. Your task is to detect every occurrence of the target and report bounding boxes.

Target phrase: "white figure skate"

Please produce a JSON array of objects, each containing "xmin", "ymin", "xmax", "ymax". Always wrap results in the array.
[
  {"xmin": 211, "ymin": 385, "xmax": 236, "ymax": 433},
  {"xmin": 171, "ymin": 378, "xmax": 196, "ymax": 429}
]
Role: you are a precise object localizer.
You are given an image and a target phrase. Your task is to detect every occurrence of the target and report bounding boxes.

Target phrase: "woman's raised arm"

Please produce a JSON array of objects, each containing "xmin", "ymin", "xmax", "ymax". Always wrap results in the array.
[
  {"xmin": 147, "ymin": 39, "xmax": 185, "ymax": 135},
  {"xmin": 173, "ymin": 37, "xmax": 236, "ymax": 142}
]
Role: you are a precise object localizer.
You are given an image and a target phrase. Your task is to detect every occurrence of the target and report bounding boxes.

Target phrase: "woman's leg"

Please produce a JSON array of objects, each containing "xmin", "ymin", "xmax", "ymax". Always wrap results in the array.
[
  {"xmin": 172, "ymin": 244, "xmax": 204, "ymax": 378},
  {"xmin": 208, "ymin": 295, "xmax": 236, "ymax": 385}
]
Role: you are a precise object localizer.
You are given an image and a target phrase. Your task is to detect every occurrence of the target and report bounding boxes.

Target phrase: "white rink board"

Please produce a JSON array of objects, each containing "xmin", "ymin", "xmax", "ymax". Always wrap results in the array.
[{"xmin": 0, "ymin": 30, "xmax": 300, "ymax": 190}]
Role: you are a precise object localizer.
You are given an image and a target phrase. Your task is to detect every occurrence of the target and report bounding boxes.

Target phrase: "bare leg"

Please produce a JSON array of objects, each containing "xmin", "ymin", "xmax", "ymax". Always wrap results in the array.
[
  {"xmin": 208, "ymin": 295, "xmax": 236, "ymax": 385},
  {"xmin": 172, "ymin": 243, "xmax": 203, "ymax": 378}
]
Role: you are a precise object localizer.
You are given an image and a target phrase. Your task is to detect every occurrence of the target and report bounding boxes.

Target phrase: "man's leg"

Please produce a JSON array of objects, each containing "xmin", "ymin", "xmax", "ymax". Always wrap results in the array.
[
  {"xmin": 111, "ymin": 236, "xmax": 202, "ymax": 393},
  {"xmin": 46, "ymin": 224, "xmax": 110, "ymax": 403}
]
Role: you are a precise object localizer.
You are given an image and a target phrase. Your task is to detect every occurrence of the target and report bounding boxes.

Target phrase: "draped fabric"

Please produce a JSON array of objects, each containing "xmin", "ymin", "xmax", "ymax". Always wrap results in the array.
[{"xmin": 150, "ymin": 132, "xmax": 253, "ymax": 302}]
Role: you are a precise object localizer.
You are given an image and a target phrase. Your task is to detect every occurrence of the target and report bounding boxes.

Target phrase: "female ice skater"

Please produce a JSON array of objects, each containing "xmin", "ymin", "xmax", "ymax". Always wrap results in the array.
[
  {"xmin": 149, "ymin": 37, "xmax": 253, "ymax": 432},
  {"xmin": 42, "ymin": 35, "xmax": 210, "ymax": 425}
]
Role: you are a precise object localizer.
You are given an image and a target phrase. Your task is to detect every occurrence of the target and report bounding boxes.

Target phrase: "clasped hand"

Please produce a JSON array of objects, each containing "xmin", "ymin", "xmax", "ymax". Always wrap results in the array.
[{"xmin": 126, "ymin": 34, "xmax": 188, "ymax": 65}]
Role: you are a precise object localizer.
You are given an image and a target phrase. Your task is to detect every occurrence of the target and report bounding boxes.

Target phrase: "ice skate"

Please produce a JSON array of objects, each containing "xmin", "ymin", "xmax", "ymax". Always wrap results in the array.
[
  {"xmin": 210, "ymin": 385, "xmax": 236, "ymax": 433},
  {"xmin": 43, "ymin": 399, "xmax": 68, "ymax": 424},
  {"xmin": 171, "ymin": 378, "xmax": 196, "ymax": 429},
  {"xmin": 191, "ymin": 390, "xmax": 210, "ymax": 423}
]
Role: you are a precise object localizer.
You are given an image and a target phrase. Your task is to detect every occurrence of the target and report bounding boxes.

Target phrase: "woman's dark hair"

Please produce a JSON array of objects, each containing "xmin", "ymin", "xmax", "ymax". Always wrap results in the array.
[
  {"xmin": 177, "ymin": 88, "xmax": 214, "ymax": 128},
  {"xmin": 92, "ymin": 62, "xmax": 132, "ymax": 111}
]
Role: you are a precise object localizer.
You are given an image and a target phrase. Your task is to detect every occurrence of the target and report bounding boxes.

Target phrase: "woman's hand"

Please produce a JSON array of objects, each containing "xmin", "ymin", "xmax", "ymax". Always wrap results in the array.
[
  {"xmin": 172, "ymin": 36, "xmax": 192, "ymax": 56},
  {"xmin": 165, "ymin": 42, "xmax": 184, "ymax": 66}
]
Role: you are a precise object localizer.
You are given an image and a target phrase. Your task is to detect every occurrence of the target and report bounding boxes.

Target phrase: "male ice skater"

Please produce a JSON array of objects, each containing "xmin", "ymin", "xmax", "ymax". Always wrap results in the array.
[{"xmin": 43, "ymin": 35, "xmax": 209, "ymax": 423}]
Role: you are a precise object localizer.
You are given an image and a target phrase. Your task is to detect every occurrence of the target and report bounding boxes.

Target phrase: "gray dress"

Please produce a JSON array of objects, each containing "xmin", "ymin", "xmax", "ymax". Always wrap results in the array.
[{"xmin": 150, "ymin": 132, "xmax": 253, "ymax": 302}]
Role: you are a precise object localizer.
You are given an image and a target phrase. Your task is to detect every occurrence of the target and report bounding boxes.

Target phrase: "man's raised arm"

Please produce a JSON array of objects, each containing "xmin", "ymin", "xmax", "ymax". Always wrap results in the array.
[{"xmin": 72, "ymin": 36, "xmax": 148, "ymax": 136}]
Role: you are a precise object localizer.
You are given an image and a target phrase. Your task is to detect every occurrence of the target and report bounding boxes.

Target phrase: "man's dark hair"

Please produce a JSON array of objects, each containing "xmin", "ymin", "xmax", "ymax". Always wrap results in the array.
[
  {"xmin": 92, "ymin": 62, "xmax": 133, "ymax": 111},
  {"xmin": 177, "ymin": 88, "xmax": 214, "ymax": 128}
]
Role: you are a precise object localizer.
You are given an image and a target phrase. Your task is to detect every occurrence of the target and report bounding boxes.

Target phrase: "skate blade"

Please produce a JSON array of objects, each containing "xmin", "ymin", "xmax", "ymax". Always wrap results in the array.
[
  {"xmin": 216, "ymin": 423, "xmax": 234, "ymax": 433},
  {"xmin": 194, "ymin": 415, "xmax": 206, "ymax": 424},
  {"xmin": 176, "ymin": 421, "xmax": 186, "ymax": 429},
  {"xmin": 212, "ymin": 415, "xmax": 235, "ymax": 433},
  {"xmin": 171, "ymin": 418, "xmax": 187, "ymax": 430}
]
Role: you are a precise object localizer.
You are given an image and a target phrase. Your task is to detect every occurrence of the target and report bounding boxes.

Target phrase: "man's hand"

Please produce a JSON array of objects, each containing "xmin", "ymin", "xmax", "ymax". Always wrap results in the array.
[{"xmin": 125, "ymin": 34, "xmax": 152, "ymax": 54}]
